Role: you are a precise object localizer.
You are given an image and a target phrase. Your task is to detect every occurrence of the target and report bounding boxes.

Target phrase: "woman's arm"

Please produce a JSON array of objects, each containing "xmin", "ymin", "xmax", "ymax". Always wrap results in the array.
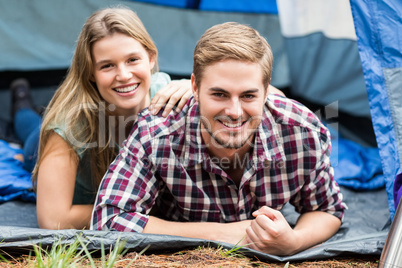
[
  {"xmin": 268, "ymin": 84, "xmax": 286, "ymax": 97},
  {"xmin": 36, "ymin": 132, "xmax": 93, "ymax": 230}
]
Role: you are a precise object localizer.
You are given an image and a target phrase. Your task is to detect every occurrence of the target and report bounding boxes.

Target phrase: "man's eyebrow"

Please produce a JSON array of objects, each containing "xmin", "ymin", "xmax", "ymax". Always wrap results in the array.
[
  {"xmin": 242, "ymin": 89, "xmax": 260, "ymax": 94},
  {"xmin": 209, "ymin": 87, "xmax": 228, "ymax": 93},
  {"xmin": 208, "ymin": 87, "xmax": 260, "ymax": 94}
]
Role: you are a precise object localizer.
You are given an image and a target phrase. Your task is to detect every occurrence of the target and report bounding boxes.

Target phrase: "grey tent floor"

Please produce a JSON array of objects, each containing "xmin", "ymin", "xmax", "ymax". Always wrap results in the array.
[{"xmin": 0, "ymin": 186, "xmax": 389, "ymax": 262}]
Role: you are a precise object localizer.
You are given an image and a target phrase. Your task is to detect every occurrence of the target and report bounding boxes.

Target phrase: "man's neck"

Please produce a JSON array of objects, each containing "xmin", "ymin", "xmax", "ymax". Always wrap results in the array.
[{"xmin": 207, "ymin": 143, "xmax": 253, "ymax": 187}]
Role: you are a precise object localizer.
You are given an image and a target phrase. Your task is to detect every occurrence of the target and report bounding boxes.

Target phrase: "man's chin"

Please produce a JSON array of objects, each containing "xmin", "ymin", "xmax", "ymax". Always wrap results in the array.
[{"xmin": 212, "ymin": 137, "xmax": 250, "ymax": 150}]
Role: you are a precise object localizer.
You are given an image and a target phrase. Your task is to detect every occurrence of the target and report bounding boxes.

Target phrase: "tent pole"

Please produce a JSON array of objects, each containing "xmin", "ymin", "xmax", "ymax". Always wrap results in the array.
[{"xmin": 379, "ymin": 199, "xmax": 402, "ymax": 267}]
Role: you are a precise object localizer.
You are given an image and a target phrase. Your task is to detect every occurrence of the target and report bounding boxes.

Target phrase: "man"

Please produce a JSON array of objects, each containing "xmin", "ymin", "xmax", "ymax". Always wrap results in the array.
[{"xmin": 91, "ymin": 22, "xmax": 346, "ymax": 256}]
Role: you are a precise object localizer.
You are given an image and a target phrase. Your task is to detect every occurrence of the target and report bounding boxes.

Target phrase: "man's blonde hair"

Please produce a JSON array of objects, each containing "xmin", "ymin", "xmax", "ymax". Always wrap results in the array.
[{"xmin": 193, "ymin": 22, "xmax": 273, "ymax": 89}]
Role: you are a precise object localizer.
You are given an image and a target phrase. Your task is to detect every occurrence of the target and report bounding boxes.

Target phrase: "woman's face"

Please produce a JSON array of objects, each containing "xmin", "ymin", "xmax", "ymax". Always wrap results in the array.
[{"xmin": 91, "ymin": 32, "xmax": 155, "ymax": 118}]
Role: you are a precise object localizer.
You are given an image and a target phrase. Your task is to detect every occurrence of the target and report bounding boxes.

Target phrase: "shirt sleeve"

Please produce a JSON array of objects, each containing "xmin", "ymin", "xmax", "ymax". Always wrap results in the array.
[
  {"xmin": 150, "ymin": 72, "xmax": 171, "ymax": 99},
  {"xmin": 48, "ymin": 126, "xmax": 85, "ymax": 159},
  {"xmin": 291, "ymin": 126, "xmax": 347, "ymax": 221},
  {"xmin": 90, "ymin": 122, "xmax": 159, "ymax": 232}
]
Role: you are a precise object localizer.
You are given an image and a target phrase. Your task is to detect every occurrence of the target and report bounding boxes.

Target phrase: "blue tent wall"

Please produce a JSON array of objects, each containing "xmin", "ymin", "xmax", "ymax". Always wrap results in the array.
[
  {"xmin": 349, "ymin": 0, "xmax": 402, "ymax": 219},
  {"xmin": 132, "ymin": 0, "xmax": 278, "ymax": 13}
]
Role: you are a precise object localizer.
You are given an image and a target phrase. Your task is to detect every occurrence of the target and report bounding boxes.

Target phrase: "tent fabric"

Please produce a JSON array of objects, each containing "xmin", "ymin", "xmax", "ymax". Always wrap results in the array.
[
  {"xmin": 0, "ymin": 0, "xmax": 289, "ymax": 87},
  {"xmin": 198, "ymin": 0, "xmax": 278, "ymax": 14},
  {"xmin": 130, "ymin": 0, "xmax": 198, "ymax": 9},
  {"xmin": 278, "ymin": 0, "xmax": 357, "ymax": 40},
  {"xmin": 0, "ymin": 186, "xmax": 389, "ymax": 261},
  {"xmin": 349, "ymin": 0, "xmax": 402, "ymax": 218},
  {"xmin": 276, "ymin": 0, "xmax": 371, "ymax": 118},
  {"xmin": 277, "ymin": 0, "xmax": 401, "ymax": 216},
  {"xmin": 130, "ymin": 0, "xmax": 278, "ymax": 14}
]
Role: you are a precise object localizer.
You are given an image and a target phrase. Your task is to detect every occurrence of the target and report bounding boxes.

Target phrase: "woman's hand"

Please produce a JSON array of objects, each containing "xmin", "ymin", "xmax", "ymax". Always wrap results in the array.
[
  {"xmin": 269, "ymin": 84, "xmax": 286, "ymax": 97},
  {"xmin": 149, "ymin": 79, "xmax": 192, "ymax": 117}
]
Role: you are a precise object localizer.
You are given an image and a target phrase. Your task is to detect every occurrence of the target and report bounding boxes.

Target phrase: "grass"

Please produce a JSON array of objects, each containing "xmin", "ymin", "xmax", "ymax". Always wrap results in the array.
[
  {"xmin": 0, "ymin": 233, "xmax": 148, "ymax": 268},
  {"xmin": 0, "ymin": 236, "xmax": 380, "ymax": 267}
]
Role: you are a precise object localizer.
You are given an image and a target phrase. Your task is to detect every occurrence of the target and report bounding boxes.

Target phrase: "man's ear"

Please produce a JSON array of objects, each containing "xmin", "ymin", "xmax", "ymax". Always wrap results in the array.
[{"xmin": 191, "ymin": 73, "xmax": 199, "ymax": 102}]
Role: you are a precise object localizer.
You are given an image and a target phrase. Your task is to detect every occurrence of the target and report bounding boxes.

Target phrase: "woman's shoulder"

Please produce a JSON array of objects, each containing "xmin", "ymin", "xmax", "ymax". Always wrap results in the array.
[
  {"xmin": 150, "ymin": 72, "xmax": 171, "ymax": 98},
  {"xmin": 45, "ymin": 121, "xmax": 86, "ymax": 158}
]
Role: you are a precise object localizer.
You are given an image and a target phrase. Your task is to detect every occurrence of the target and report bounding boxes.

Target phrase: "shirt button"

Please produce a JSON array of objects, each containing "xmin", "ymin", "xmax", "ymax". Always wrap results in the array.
[{"xmin": 239, "ymin": 209, "xmax": 244, "ymax": 214}]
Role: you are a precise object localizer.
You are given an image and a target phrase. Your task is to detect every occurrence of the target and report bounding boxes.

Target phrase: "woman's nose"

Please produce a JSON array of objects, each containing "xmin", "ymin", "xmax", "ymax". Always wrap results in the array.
[{"xmin": 116, "ymin": 65, "xmax": 132, "ymax": 81}]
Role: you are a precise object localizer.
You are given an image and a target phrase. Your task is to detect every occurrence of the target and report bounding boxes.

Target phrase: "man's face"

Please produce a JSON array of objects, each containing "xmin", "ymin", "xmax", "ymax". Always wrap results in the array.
[{"xmin": 191, "ymin": 59, "xmax": 267, "ymax": 154}]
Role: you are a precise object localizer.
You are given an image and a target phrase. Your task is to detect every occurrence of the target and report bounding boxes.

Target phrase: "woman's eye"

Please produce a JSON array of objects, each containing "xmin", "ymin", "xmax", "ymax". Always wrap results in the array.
[
  {"xmin": 100, "ymin": 64, "xmax": 112, "ymax": 70},
  {"xmin": 129, "ymin": 58, "xmax": 138, "ymax": 63}
]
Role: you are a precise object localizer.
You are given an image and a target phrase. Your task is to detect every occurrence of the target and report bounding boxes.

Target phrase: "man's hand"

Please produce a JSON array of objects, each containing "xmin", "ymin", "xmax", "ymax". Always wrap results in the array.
[
  {"xmin": 244, "ymin": 206, "xmax": 341, "ymax": 256},
  {"xmin": 245, "ymin": 206, "xmax": 301, "ymax": 256}
]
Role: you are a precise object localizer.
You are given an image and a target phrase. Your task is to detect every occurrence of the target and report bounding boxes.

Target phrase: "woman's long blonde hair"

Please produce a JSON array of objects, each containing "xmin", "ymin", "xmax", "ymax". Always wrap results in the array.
[{"xmin": 32, "ymin": 6, "xmax": 158, "ymax": 189}]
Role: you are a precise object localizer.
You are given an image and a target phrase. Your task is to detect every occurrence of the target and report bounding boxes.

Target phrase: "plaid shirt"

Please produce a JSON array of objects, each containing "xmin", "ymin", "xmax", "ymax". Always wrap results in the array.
[{"xmin": 91, "ymin": 95, "xmax": 346, "ymax": 232}]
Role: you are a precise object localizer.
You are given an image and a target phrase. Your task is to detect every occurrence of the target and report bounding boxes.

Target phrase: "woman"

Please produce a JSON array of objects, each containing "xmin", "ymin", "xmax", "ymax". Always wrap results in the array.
[{"xmin": 32, "ymin": 7, "xmax": 191, "ymax": 230}]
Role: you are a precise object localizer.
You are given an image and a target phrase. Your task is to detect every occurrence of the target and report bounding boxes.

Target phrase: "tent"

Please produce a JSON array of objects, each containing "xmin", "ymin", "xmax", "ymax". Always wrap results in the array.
[
  {"xmin": 349, "ymin": 0, "xmax": 402, "ymax": 217},
  {"xmin": 0, "ymin": 0, "xmax": 400, "ymax": 262},
  {"xmin": 278, "ymin": 0, "xmax": 402, "ymax": 219}
]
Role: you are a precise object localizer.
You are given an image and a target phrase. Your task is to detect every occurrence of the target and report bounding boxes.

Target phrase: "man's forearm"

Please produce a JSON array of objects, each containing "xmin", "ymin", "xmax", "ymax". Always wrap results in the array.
[
  {"xmin": 143, "ymin": 216, "xmax": 251, "ymax": 245},
  {"xmin": 292, "ymin": 211, "xmax": 341, "ymax": 254}
]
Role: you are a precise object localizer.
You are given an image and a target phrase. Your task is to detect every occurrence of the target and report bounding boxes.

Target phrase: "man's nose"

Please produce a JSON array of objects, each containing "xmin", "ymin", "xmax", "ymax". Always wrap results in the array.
[{"xmin": 225, "ymin": 98, "xmax": 243, "ymax": 119}]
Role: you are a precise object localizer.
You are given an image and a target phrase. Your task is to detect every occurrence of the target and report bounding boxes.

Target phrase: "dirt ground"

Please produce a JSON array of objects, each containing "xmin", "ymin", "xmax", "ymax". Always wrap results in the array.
[
  {"xmin": 0, "ymin": 247, "xmax": 380, "ymax": 267},
  {"xmin": 119, "ymin": 247, "xmax": 380, "ymax": 267}
]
